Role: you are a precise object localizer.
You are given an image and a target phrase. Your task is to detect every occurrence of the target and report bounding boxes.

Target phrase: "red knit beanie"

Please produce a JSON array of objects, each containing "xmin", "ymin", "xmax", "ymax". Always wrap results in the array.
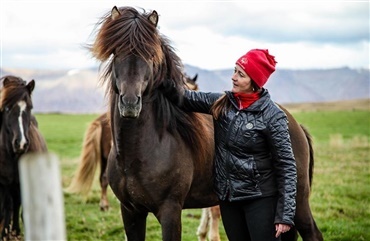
[{"xmin": 236, "ymin": 49, "xmax": 277, "ymax": 88}]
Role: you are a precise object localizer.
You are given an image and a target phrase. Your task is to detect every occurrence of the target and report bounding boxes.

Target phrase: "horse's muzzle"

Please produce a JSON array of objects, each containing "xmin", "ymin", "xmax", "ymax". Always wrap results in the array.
[
  {"xmin": 13, "ymin": 137, "xmax": 29, "ymax": 154},
  {"xmin": 118, "ymin": 94, "xmax": 142, "ymax": 118}
]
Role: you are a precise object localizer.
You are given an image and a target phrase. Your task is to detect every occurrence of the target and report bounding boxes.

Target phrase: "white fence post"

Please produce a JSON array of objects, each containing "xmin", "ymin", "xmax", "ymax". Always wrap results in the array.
[{"xmin": 19, "ymin": 152, "xmax": 66, "ymax": 241}]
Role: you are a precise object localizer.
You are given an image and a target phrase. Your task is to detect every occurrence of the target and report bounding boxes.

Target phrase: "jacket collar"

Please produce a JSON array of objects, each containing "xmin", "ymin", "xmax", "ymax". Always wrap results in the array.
[{"xmin": 226, "ymin": 88, "xmax": 271, "ymax": 112}]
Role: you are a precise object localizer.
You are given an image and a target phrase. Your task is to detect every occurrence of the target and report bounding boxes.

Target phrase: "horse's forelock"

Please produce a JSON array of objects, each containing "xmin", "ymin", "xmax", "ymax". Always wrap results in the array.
[
  {"xmin": 93, "ymin": 7, "xmax": 186, "ymax": 97},
  {"xmin": 1, "ymin": 83, "xmax": 32, "ymax": 110},
  {"xmin": 91, "ymin": 7, "xmax": 163, "ymax": 71}
]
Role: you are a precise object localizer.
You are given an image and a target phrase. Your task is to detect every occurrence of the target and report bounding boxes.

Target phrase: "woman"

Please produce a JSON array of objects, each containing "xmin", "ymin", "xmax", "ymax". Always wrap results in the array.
[{"xmin": 163, "ymin": 49, "xmax": 297, "ymax": 241}]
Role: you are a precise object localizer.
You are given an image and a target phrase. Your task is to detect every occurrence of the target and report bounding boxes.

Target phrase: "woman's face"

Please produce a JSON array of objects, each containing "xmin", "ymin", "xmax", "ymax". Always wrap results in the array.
[{"xmin": 231, "ymin": 64, "xmax": 254, "ymax": 93}]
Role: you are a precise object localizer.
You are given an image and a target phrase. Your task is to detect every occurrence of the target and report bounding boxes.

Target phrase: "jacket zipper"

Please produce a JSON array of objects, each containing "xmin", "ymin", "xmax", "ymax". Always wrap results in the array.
[
  {"xmin": 224, "ymin": 110, "xmax": 239, "ymax": 200},
  {"xmin": 225, "ymin": 111, "xmax": 239, "ymax": 147}
]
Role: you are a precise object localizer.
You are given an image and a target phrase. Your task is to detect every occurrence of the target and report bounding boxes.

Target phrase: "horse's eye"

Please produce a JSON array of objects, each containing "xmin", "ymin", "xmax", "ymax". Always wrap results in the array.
[
  {"xmin": 5, "ymin": 107, "xmax": 9, "ymax": 112},
  {"xmin": 112, "ymin": 79, "xmax": 119, "ymax": 94}
]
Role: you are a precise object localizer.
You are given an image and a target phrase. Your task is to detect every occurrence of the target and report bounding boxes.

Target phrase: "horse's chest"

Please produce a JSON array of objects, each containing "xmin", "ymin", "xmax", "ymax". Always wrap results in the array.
[
  {"xmin": 113, "ymin": 153, "xmax": 178, "ymax": 207},
  {"xmin": 0, "ymin": 153, "xmax": 18, "ymax": 184}
]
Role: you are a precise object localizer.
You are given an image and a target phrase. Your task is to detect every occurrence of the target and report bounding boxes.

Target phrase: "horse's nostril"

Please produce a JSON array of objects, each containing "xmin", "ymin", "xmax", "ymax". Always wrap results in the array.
[
  {"xmin": 24, "ymin": 138, "xmax": 29, "ymax": 147},
  {"xmin": 14, "ymin": 139, "xmax": 20, "ymax": 147},
  {"xmin": 120, "ymin": 95, "xmax": 141, "ymax": 106}
]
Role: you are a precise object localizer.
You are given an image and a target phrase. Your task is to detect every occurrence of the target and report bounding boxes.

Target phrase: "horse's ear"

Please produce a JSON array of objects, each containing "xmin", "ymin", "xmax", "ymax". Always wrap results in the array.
[
  {"xmin": 193, "ymin": 74, "xmax": 198, "ymax": 82},
  {"xmin": 27, "ymin": 79, "xmax": 35, "ymax": 93},
  {"xmin": 111, "ymin": 6, "xmax": 120, "ymax": 20},
  {"xmin": 3, "ymin": 77, "xmax": 10, "ymax": 87},
  {"xmin": 148, "ymin": 10, "xmax": 159, "ymax": 27}
]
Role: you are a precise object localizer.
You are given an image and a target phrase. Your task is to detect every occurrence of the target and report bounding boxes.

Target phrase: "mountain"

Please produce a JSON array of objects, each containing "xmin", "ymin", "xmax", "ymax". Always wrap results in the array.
[
  {"xmin": 1, "ymin": 66, "xmax": 369, "ymax": 114},
  {"xmin": 1, "ymin": 67, "xmax": 107, "ymax": 114},
  {"xmin": 184, "ymin": 65, "xmax": 370, "ymax": 104}
]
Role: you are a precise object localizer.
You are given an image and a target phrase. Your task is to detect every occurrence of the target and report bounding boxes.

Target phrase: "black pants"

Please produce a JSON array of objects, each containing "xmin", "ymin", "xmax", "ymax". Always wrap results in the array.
[{"xmin": 219, "ymin": 196, "xmax": 279, "ymax": 241}]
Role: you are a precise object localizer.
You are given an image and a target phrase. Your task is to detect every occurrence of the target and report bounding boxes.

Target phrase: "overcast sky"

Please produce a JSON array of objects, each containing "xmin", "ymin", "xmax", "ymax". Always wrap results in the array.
[{"xmin": 1, "ymin": 0, "xmax": 369, "ymax": 71}]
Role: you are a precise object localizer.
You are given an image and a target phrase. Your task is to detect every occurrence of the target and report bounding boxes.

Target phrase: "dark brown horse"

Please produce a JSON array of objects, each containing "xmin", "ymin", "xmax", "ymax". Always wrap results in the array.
[
  {"xmin": 66, "ymin": 74, "xmax": 198, "ymax": 211},
  {"xmin": 0, "ymin": 75, "xmax": 47, "ymax": 240},
  {"xmin": 90, "ymin": 6, "xmax": 322, "ymax": 241}
]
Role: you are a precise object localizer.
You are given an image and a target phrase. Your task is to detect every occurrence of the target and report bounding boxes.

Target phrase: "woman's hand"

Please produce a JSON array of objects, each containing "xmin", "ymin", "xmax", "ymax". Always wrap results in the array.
[
  {"xmin": 275, "ymin": 223, "xmax": 291, "ymax": 238},
  {"xmin": 158, "ymin": 79, "xmax": 184, "ymax": 105}
]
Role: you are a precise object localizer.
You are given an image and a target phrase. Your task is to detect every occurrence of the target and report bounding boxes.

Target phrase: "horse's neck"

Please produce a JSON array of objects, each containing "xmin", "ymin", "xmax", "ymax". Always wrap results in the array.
[
  {"xmin": 0, "ymin": 124, "xmax": 8, "ymax": 151},
  {"xmin": 112, "ymin": 102, "xmax": 155, "ymax": 154}
]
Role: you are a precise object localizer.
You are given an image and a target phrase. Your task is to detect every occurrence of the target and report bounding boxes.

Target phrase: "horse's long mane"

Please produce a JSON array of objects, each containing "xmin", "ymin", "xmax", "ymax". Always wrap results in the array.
[
  {"xmin": 91, "ymin": 7, "xmax": 162, "ymax": 64},
  {"xmin": 90, "ymin": 6, "xmax": 213, "ymax": 167},
  {"xmin": 28, "ymin": 123, "xmax": 48, "ymax": 152}
]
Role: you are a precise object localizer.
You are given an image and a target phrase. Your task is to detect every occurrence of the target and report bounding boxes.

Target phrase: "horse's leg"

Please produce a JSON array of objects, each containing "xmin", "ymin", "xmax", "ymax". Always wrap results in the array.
[
  {"xmin": 0, "ymin": 186, "xmax": 10, "ymax": 239},
  {"xmin": 157, "ymin": 201, "xmax": 183, "ymax": 241},
  {"xmin": 197, "ymin": 208, "xmax": 210, "ymax": 241},
  {"xmin": 121, "ymin": 203, "xmax": 147, "ymax": 241},
  {"xmin": 100, "ymin": 116, "xmax": 112, "ymax": 212},
  {"xmin": 10, "ymin": 183, "xmax": 21, "ymax": 237},
  {"xmin": 294, "ymin": 190, "xmax": 323, "ymax": 241},
  {"xmin": 208, "ymin": 205, "xmax": 221, "ymax": 241},
  {"xmin": 281, "ymin": 226, "xmax": 298, "ymax": 241},
  {"xmin": 99, "ymin": 157, "xmax": 109, "ymax": 211}
]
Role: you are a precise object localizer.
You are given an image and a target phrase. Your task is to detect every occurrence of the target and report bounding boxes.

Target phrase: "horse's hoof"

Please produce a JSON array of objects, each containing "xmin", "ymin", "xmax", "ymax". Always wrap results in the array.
[{"xmin": 100, "ymin": 205, "xmax": 109, "ymax": 212}]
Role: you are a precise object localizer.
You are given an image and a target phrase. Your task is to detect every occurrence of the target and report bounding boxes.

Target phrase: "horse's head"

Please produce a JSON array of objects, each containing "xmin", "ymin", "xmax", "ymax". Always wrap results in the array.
[
  {"xmin": 185, "ymin": 74, "xmax": 199, "ymax": 91},
  {"xmin": 91, "ymin": 6, "xmax": 165, "ymax": 118},
  {"xmin": 0, "ymin": 76, "xmax": 34, "ymax": 154},
  {"xmin": 111, "ymin": 53, "xmax": 154, "ymax": 118},
  {"xmin": 91, "ymin": 6, "xmax": 186, "ymax": 119}
]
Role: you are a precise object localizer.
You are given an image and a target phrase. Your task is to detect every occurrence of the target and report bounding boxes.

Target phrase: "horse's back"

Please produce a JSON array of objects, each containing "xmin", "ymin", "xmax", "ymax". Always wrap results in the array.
[{"xmin": 277, "ymin": 104, "xmax": 310, "ymax": 157}]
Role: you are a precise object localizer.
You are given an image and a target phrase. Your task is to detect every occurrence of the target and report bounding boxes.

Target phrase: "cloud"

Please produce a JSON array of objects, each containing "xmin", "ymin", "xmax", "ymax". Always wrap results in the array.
[
  {"xmin": 219, "ymin": 2, "xmax": 368, "ymax": 44},
  {"xmin": 160, "ymin": 2, "xmax": 368, "ymax": 44},
  {"xmin": 1, "ymin": 0, "xmax": 369, "ymax": 71}
]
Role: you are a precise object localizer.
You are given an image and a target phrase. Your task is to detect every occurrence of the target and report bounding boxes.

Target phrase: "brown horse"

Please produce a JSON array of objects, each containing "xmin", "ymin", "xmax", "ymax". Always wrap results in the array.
[
  {"xmin": 66, "ymin": 74, "xmax": 199, "ymax": 211},
  {"xmin": 0, "ymin": 75, "xmax": 48, "ymax": 240},
  {"xmin": 90, "ymin": 6, "xmax": 322, "ymax": 241}
]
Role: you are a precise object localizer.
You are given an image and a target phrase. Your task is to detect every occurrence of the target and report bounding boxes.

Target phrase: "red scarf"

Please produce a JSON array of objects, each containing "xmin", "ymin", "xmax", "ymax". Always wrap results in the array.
[{"xmin": 233, "ymin": 92, "xmax": 260, "ymax": 109}]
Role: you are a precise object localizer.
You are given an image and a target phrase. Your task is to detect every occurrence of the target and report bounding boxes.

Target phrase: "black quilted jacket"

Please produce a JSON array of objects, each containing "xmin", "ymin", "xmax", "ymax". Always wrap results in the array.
[{"xmin": 182, "ymin": 88, "xmax": 297, "ymax": 225}]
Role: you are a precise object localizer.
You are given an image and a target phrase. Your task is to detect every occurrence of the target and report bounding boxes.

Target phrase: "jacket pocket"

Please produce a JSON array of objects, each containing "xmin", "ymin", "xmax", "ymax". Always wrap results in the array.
[
  {"xmin": 234, "ymin": 156, "xmax": 260, "ymax": 182},
  {"xmin": 240, "ymin": 122, "xmax": 257, "ymax": 148},
  {"xmin": 229, "ymin": 155, "xmax": 263, "ymax": 198}
]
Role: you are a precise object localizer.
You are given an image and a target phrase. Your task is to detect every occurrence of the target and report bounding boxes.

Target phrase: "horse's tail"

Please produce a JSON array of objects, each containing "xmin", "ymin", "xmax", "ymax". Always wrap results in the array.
[
  {"xmin": 300, "ymin": 124, "xmax": 314, "ymax": 187},
  {"xmin": 65, "ymin": 119, "xmax": 102, "ymax": 196}
]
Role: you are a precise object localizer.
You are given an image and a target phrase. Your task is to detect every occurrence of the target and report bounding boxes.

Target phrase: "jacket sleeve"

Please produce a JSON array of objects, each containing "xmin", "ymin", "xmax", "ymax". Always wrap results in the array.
[
  {"xmin": 182, "ymin": 90, "xmax": 222, "ymax": 114},
  {"xmin": 267, "ymin": 109, "xmax": 297, "ymax": 226}
]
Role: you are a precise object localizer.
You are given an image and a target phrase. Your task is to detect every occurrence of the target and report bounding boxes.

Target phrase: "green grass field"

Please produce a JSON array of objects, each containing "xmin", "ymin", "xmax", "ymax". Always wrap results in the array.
[{"xmin": 33, "ymin": 109, "xmax": 369, "ymax": 241}]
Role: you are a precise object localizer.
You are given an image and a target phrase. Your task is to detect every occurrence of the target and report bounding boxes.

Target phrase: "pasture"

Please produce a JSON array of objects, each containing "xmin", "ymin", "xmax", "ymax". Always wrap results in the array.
[{"xmin": 32, "ymin": 101, "xmax": 369, "ymax": 241}]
